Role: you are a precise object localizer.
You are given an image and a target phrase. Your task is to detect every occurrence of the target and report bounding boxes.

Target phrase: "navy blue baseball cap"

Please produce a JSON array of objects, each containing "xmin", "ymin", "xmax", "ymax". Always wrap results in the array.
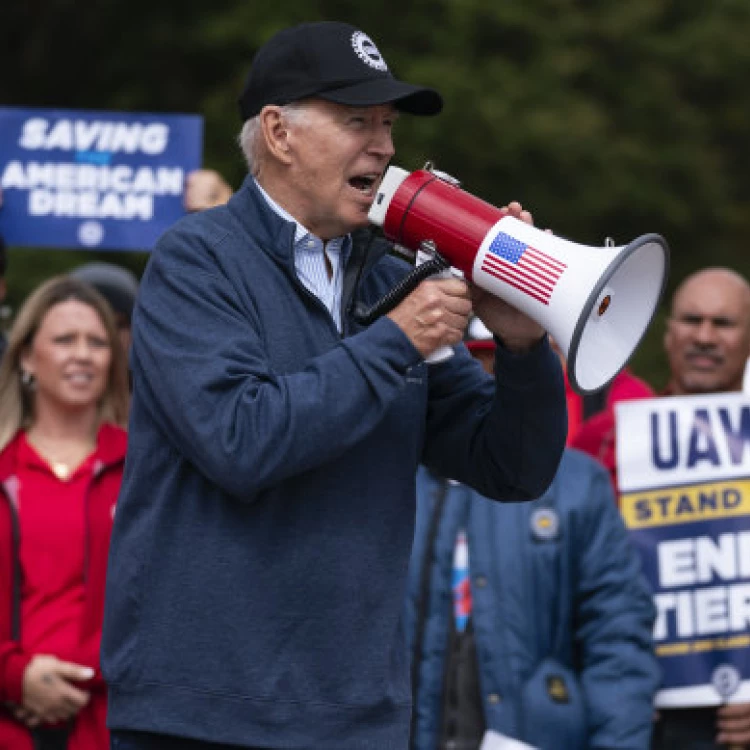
[{"xmin": 238, "ymin": 22, "xmax": 443, "ymax": 121}]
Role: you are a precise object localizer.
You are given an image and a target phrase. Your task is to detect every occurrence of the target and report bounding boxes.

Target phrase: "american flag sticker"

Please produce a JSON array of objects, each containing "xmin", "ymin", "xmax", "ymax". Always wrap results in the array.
[{"xmin": 480, "ymin": 231, "xmax": 566, "ymax": 305}]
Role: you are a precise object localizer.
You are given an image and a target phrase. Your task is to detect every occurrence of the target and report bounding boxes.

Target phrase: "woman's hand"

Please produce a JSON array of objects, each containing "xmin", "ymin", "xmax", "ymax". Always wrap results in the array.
[
  {"xmin": 22, "ymin": 655, "xmax": 93, "ymax": 725},
  {"xmin": 10, "ymin": 704, "xmax": 42, "ymax": 728}
]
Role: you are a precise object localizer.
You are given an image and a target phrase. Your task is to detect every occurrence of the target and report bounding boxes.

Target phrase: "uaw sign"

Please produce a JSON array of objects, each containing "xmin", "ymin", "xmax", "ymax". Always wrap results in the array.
[
  {"xmin": 617, "ymin": 392, "xmax": 750, "ymax": 707},
  {"xmin": 0, "ymin": 107, "xmax": 203, "ymax": 251}
]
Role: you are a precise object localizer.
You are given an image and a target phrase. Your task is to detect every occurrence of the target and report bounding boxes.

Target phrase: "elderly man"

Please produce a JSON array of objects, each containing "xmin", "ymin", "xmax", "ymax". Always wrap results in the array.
[{"xmin": 101, "ymin": 22, "xmax": 566, "ymax": 750}]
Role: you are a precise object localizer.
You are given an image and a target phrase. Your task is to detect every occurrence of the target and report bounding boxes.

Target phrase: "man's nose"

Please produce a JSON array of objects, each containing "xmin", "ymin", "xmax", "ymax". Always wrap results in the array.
[
  {"xmin": 694, "ymin": 320, "xmax": 718, "ymax": 345},
  {"xmin": 369, "ymin": 129, "xmax": 395, "ymax": 159}
]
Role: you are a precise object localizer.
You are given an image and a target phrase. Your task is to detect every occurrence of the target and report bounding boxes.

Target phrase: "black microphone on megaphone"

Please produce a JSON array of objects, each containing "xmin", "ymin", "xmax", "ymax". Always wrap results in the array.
[{"xmin": 361, "ymin": 163, "xmax": 669, "ymax": 395}]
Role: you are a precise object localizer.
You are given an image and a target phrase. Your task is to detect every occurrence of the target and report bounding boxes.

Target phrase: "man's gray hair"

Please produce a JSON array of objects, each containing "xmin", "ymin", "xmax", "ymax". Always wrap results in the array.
[{"xmin": 237, "ymin": 102, "xmax": 311, "ymax": 175}]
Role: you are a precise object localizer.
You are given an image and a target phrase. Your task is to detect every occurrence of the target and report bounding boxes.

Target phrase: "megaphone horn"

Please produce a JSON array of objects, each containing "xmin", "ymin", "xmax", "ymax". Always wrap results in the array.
[{"xmin": 367, "ymin": 164, "xmax": 669, "ymax": 395}]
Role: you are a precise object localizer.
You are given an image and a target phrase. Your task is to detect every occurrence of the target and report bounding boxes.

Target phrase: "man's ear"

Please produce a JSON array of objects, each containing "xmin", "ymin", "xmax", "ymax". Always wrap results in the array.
[{"xmin": 260, "ymin": 106, "xmax": 294, "ymax": 166}]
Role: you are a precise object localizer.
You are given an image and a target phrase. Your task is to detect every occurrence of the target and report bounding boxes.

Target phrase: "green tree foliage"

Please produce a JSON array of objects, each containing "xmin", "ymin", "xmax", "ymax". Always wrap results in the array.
[{"xmin": 3, "ymin": 0, "xmax": 750, "ymax": 385}]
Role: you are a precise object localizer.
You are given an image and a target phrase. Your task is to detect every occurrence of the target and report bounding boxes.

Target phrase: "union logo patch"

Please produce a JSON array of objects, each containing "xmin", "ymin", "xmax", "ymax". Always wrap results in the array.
[
  {"xmin": 531, "ymin": 508, "xmax": 559, "ymax": 541},
  {"xmin": 351, "ymin": 31, "xmax": 388, "ymax": 72}
]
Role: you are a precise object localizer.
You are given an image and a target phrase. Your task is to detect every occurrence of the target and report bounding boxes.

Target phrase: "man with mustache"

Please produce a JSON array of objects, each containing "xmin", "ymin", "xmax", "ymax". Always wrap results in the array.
[
  {"xmin": 655, "ymin": 268, "xmax": 750, "ymax": 750},
  {"xmin": 662, "ymin": 268, "xmax": 750, "ymax": 398},
  {"xmin": 573, "ymin": 268, "xmax": 750, "ymax": 497},
  {"xmin": 577, "ymin": 267, "xmax": 750, "ymax": 749}
]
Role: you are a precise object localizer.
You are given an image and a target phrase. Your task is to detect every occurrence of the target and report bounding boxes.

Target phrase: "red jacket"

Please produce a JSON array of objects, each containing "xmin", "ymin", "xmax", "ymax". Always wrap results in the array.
[
  {"xmin": 0, "ymin": 424, "xmax": 126, "ymax": 750},
  {"xmin": 570, "ymin": 369, "xmax": 654, "ymax": 493}
]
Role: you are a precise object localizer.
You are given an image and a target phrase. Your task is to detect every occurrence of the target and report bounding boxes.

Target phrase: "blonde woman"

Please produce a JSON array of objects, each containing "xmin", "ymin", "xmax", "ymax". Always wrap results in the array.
[{"xmin": 0, "ymin": 276, "xmax": 129, "ymax": 750}]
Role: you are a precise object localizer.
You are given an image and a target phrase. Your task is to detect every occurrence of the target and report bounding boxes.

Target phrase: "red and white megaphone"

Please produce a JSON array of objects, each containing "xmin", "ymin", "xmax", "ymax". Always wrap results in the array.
[{"xmin": 368, "ymin": 164, "xmax": 669, "ymax": 395}]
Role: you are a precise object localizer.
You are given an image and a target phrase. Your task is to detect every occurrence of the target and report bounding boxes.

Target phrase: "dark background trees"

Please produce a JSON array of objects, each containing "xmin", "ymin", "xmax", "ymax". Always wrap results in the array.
[{"xmin": 2, "ymin": 0, "xmax": 750, "ymax": 386}]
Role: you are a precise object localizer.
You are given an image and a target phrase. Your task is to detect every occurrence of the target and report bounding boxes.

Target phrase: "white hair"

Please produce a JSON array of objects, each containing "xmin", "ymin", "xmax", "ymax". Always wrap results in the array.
[{"xmin": 237, "ymin": 102, "xmax": 311, "ymax": 175}]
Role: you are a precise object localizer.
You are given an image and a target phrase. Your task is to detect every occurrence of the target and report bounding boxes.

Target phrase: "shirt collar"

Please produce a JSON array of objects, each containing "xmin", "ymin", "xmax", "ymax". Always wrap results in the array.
[
  {"xmin": 254, "ymin": 178, "xmax": 351, "ymax": 258},
  {"xmin": 254, "ymin": 179, "xmax": 308, "ymax": 243}
]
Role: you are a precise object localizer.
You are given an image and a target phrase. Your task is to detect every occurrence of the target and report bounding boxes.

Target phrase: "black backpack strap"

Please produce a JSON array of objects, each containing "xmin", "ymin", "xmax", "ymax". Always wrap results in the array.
[{"xmin": 410, "ymin": 478, "xmax": 450, "ymax": 748}]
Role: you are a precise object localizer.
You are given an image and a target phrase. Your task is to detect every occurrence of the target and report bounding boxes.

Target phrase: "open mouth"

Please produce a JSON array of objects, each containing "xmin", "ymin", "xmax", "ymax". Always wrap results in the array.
[
  {"xmin": 348, "ymin": 173, "xmax": 379, "ymax": 196},
  {"xmin": 65, "ymin": 372, "xmax": 95, "ymax": 385}
]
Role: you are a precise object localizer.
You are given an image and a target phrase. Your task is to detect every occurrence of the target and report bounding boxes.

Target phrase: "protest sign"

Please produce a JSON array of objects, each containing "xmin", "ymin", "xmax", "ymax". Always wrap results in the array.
[
  {"xmin": 617, "ymin": 392, "xmax": 750, "ymax": 707},
  {"xmin": 0, "ymin": 107, "xmax": 203, "ymax": 251}
]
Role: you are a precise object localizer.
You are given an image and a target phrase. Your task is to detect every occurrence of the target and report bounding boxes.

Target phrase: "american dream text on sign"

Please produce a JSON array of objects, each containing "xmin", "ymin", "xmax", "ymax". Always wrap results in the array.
[
  {"xmin": 480, "ymin": 232, "xmax": 566, "ymax": 305},
  {"xmin": 0, "ymin": 162, "xmax": 185, "ymax": 221}
]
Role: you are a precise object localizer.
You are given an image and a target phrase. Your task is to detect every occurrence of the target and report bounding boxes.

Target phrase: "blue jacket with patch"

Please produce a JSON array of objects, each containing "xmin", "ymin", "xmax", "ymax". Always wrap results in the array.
[
  {"xmin": 406, "ymin": 452, "xmax": 660, "ymax": 750},
  {"xmin": 101, "ymin": 176, "xmax": 566, "ymax": 749}
]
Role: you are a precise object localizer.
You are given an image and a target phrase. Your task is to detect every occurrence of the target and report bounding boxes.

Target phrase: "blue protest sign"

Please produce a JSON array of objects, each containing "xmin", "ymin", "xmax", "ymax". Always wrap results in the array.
[
  {"xmin": 617, "ymin": 393, "xmax": 750, "ymax": 707},
  {"xmin": 0, "ymin": 107, "xmax": 203, "ymax": 251}
]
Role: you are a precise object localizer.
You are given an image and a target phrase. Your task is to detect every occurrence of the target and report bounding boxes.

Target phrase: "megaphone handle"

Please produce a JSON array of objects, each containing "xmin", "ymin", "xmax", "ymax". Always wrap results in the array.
[
  {"xmin": 414, "ymin": 241, "xmax": 462, "ymax": 365},
  {"xmin": 427, "ymin": 342, "xmax": 454, "ymax": 364},
  {"xmin": 423, "ymin": 265, "xmax": 463, "ymax": 365}
]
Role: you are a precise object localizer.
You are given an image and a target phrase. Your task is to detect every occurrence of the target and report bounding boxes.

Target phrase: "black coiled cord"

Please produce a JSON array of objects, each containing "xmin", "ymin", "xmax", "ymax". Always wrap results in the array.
[{"xmin": 352, "ymin": 256, "xmax": 450, "ymax": 326}]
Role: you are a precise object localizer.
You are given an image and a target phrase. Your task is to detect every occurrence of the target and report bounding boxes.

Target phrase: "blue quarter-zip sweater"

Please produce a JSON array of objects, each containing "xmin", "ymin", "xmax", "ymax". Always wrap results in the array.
[{"xmin": 101, "ymin": 176, "xmax": 566, "ymax": 749}]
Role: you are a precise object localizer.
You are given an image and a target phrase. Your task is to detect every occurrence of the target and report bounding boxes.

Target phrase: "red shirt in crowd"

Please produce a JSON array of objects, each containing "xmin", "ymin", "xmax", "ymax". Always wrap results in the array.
[
  {"xmin": 0, "ymin": 424, "xmax": 126, "ymax": 750},
  {"xmin": 569, "ymin": 368, "xmax": 655, "ymax": 493},
  {"xmin": 18, "ymin": 434, "xmax": 94, "ymax": 661}
]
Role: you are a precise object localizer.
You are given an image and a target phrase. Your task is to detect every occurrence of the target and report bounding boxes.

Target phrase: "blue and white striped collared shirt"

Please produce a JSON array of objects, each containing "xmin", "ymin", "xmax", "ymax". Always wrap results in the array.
[{"xmin": 255, "ymin": 180, "xmax": 352, "ymax": 332}]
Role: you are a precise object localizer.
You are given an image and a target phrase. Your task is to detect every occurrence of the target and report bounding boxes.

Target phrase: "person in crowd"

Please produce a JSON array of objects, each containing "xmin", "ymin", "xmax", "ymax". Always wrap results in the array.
[
  {"xmin": 648, "ymin": 267, "xmax": 750, "ymax": 750},
  {"xmin": 660, "ymin": 268, "xmax": 750, "ymax": 398},
  {"xmin": 0, "ymin": 187, "xmax": 8, "ymax": 360},
  {"xmin": 405, "ymin": 319, "xmax": 660, "ymax": 750},
  {"xmin": 0, "ymin": 232, "xmax": 8, "ymax": 360},
  {"xmin": 575, "ymin": 267, "xmax": 750, "ymax": 748},
  {"xmin": 101, "ymin": 21, "xmax": 567, "ymax": 750},
  {"xmin": 0, "ymin": 276, "xmax": 129, "ymax": 750},
  {"xmin": 575, "ymin": 268, "xmax": 750, "ymax": 496},
  {"xmin": 184, "ymin": 169, "xmax": 233, "ymax": 213},
  {"xmin": 70, "ymin": 263, "xmax": 139, "ymax": 356},
  {"xmin": 577, "ymin": 268, "xmax": 750, "ymax": 457}
]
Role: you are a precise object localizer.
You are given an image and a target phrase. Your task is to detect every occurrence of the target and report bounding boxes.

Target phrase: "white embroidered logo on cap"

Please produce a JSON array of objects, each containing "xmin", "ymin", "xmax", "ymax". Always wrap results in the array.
[{"xmin": 351, "ymin": 31, "xmax": 388, "ymax": 72}]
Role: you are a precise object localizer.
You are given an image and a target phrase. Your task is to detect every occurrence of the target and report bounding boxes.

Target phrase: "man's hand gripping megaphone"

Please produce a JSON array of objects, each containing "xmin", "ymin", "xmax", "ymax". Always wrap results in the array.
[{"xmin": 357, "ymin": 165, "xmax": 545, "ymax": 363}]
